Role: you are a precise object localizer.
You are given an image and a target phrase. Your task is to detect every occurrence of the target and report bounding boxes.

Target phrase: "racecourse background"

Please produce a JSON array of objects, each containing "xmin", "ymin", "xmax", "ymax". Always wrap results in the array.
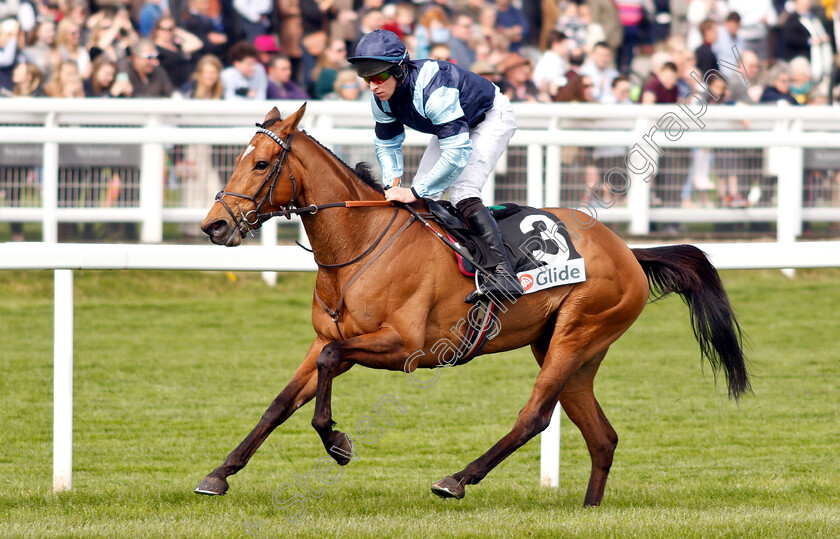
[{"xmin": 1, "ymin": 99, "xmax": 839, "ymax": 245}]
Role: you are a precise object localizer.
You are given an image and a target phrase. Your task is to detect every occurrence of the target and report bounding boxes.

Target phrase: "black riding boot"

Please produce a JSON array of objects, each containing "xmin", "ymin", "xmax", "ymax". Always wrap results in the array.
[{"xmin": 464, "ymin": 207, "xmax": 525, "ymax": 303}]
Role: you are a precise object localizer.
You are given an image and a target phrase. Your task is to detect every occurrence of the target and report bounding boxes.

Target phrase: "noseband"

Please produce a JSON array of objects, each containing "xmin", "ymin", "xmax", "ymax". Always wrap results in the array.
[{"xmin": 214, "ymin": 126, "xmax": 297, "ymax": 238}]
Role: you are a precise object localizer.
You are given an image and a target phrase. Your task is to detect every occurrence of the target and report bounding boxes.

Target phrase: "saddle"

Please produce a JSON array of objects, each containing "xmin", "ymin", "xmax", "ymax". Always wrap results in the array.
[{"xmin": 424, "ymin": 200, "xmax": 582, "ymax": 278}]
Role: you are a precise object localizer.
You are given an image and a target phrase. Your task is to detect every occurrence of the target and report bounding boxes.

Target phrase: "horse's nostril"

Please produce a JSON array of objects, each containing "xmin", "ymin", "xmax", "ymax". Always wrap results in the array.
[{"xmin": 204, "ymin": 220, "xmax": 227, "ymax": 236}]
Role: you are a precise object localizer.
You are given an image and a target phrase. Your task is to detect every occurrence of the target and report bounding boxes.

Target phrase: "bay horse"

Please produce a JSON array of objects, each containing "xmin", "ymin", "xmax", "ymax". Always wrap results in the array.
[{"xmin": 197, "ymin": 104, "xmax": 749, "ymax": 505}]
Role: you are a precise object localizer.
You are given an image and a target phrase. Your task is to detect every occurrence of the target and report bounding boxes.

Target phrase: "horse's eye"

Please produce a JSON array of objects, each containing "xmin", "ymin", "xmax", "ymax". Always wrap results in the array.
[{"xmin": 255, "ymin": 160, "xmax": 270, "ymax": 171}]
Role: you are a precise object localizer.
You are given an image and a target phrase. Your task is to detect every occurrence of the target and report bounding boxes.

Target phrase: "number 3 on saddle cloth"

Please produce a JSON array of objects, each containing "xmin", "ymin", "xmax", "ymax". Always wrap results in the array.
[
  {"xmin": 424, "ymin": 200, "xmax": 587, "ymax": 295},
  {"xmin": 411, "ymin": 200, "xmax": 588, "ymax": 366}
]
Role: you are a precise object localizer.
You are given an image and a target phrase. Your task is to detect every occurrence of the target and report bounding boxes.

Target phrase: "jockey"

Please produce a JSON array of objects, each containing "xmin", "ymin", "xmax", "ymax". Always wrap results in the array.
[{"xmin": 347, "ymin": 29, "xmax": 525, "ymax": 303}]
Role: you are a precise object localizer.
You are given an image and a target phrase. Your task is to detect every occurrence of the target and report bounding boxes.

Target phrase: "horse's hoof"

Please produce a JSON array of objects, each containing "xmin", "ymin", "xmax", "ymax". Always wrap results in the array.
[
  {"xmin": 431, "ymin": 476, "xmax": 465, "ymax": 499},
  {"xmin": 194, "ymin": 475, "xmax": 229, "ymax": 496},
  {"xmin": 328, "ymin": 432, "xmax": 354, "ymax": 466}
]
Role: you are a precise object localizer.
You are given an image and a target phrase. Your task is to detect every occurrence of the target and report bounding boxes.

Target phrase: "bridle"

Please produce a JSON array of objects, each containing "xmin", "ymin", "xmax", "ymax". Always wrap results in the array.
[{"xmin": 213, "ymin": 125, "xmax": 299, "ymax": 238}]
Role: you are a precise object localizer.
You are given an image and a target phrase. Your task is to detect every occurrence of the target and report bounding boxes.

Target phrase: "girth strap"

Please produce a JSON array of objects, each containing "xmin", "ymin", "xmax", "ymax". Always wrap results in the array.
[{"xmin": 314, "ymin": 213, "xmax": 417, "ymax": 339}]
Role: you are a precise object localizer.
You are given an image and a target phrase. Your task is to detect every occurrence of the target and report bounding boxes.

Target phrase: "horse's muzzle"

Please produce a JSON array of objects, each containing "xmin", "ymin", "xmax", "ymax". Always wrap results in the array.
[{"xmin": 202, "ymin": 219, "xmax": 242, "ymax": 247}]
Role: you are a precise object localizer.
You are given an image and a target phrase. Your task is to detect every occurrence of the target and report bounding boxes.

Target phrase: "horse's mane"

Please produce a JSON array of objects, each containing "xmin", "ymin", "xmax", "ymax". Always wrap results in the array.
[{"xmin": 258, "ymin": 117, "xmax": 383, "ymax": 194}]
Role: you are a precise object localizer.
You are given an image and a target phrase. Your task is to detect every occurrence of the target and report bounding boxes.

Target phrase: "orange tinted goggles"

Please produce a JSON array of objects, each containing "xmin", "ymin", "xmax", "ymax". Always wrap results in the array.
[{"xmin": 362, "ymin": 70, "xmax": 391, "ymax": 85}]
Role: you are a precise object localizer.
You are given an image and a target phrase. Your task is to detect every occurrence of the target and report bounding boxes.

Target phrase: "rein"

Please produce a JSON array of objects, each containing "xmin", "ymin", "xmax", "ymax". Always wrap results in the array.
[
  {"xmin": 214, "ymin": 126, "xmax": 394, "ymax": 238},
  {"xmin": 214, "ymin": 125, "xmax": 416, "ymax": 338}
]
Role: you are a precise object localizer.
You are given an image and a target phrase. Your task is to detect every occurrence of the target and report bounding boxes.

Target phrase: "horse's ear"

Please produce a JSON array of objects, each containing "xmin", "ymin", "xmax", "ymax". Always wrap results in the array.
[
  {"xmin": 283, "ymin": 102, "xmax": 307, "ymax": 132},
  {"xmin": 264, "ymin": 107, "xmax": 281, "ymax": 125}
]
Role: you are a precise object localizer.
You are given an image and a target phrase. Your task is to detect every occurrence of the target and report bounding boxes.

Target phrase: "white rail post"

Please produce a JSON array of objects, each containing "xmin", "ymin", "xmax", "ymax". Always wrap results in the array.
[
  {"xmin": 776, "ymin": 120, "xmax": 803, "ymax": 278},
  {"xmin": 42, "ymin": 112, "xmax": 59, "ymax": 243},
  {"xmin": 628, "ymin": 118, "xmax": 653, "ymax": 235},
  {"xmin": 140, "ymin": 115, "xmax": 164, "ymax": 243},
  {"xmin": 540, "ymin": 402, "xmax": 561, "ymax": 487},
  {"xmin": 53, "ymin": 269, "xmax": 73, "ymax": 492},
  {"xmin": 527, "ymin": 144, "xmax": 544, "ymax": 208},
  {"xmin": 544, "ymin": 118, "xmax": 561, "ymax": 207},
  {"xmin": 261, "ymin": 218, "xmax": 278, "ymax": 286}
]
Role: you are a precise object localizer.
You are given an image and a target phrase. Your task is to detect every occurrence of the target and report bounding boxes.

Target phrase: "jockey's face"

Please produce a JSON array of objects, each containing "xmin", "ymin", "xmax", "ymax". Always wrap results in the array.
[{"xmin": 368, "ymin": 71, "xmax": 398, "ymax": 101}]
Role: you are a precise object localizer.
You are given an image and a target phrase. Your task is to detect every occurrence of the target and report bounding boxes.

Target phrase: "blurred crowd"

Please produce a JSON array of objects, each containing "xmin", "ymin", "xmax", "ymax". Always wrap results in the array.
[{"xmin": 0, "ymin": 0, "xmax": 838, "ymax": 105}]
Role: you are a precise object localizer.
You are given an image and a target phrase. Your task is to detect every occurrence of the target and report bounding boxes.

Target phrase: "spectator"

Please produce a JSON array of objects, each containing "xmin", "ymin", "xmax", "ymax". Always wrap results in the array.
[
  {"xmin": 152, "ymin": 15, "xmax": 203, "ymax": 89},
  {"xmin": 586, "ymin": 0, "xmax": 624, "ymax": 56},
  {"xmin": 533, "ymin": 30, "xmax": 569, "ymax": 101},
  {"xmin": 43, "ymin": 59, "xmax": 84, "ymax": 97},
  {"xmin": 266, "ymin": 53, "xmax": 308, "ymax": 99},
  {"xmin": 429, "ymin": 42, "xmax": 452, "ymax": 62},
  {"xmin": 728, "ymin": 0, "xmax": 776, "ymax": 60},
  {"xmin": 120, "ymin": 39, "xmax": 175, "ymax": 97},
  {"xmin": 448, "ymin": 12, "xmax": 475, "ymax": 68},
  {"xmin": 64, "ymin": 0, "xmax": 90, "ymax": 43},
  {"xmin": 498, "ymin": 52, "xmax": 541, "ymax": 102},
  {"xmin": 4, "ymin": 60, "xmax": 44, "ymax": 242},
  {"xmin": 581, "ymin": 41, "xmax": 618, "ymax": 101},
  {"xmin": 615, "ymin": 0, "xmax": 645, "ymax": 72},
  {"xmin": 495, "ymin": 0, "xmax": 528, "ymax": 53},
  {"xmin": 470, "ymin": 59, "xmax": 498, "ymax": 83},
  {"xmin": 600, "ymin": 74, "xmax": 632, "ymax": 102},
  {"xmin": 641, "ymin": 61, "xmax": 680, "ymax": 103},
  {"xmin": 221, "ymin": 40, "xmax": 266, "ymax": 100},
  {"xmin": 713, "ymin": 11, "xmax": 746, "ymax": 62},
  {"xmin": 781, "ymin": 0, "xmax": 833, "ymax": 86},
  {"xmin": 11, "ymin": 61, "xmax": 44, "ymax": 96},
  {"xmin": 789, "ymin": 56, "xmax": 813, "ymax": 104},
  {"xmin": 33, "ymin": 0, "xmax": 60, "ymax": 26},
  {"xmin": 184, "ymin": 0, "xmax": 229, "ymax": 61},
  {"xmin": 554, "ymin": 73, "xmax": 596, "ymax": 102},
  {"xmin": 686, "ymin": 0, "xmax": 727, "ymax": 52},
  {"xmin": 55, "ymin": 17, "xmax": 91, "ymax": 79},
  {"xmin": 178, "ymin": 53, "xmax": 223, "ymax": 98},
  {"xmin": 254, "ymin": 33, "xmax": 280, "ymax": 67},
  {"xmin": 87, "ymin": 8, "xmax": 136, "ymax": 64},
  {"xmin": 176, "ymin": 55, "xmax": 223, "ymax": 226},
  {"xmin": 759, "ymin": 62, "xmax": 798, "ymax": 104},
  {"xmin": 414, "ymin": 6, "xmax": 449, "ymax": 60},
  {"xmin": 232, "ymin": 0, "xmax": 273, "ymax": 43},
  {"xmin": 695, "ymin": 19, "xmax": 718, "ymax": 75},
  {"xmin": 299, "ymin": 0, "xmax": 330, "ymax": 90},
  {"xmin": 310, "ymin": 38, "xmax": 346, "ymax": 99},
  {"xmin": 84, "ymin": 55, "xmax": 130, "ymax": 97},
  {"xmin": 478, "ymin": 4, "xmax": 509, "ymax": 65},
  {"xmin": 555, "ymin": 2, "xmax": 587, "ymax": 56},
  {"xmin": 734, "ymin": 49, "xmax": 763, "ymax": 103},
  {"xmin": 23, "ymin": 18, "xmax": 58, "ymax": 80},
  {"xmin": 138, "ymin": 0, "xmax": 167, "ymax": 38},
  {"xmin": 579, "ymin": 4, "xmax": 607, "ymax": 53},
  {"xmin": 0, "ymin": 18, "xmax": 21, "ymax": 92},
  {"xmin": 322, "ymin": 68, "xmax": 365, "ymax": 101},
  {"xmin": 382, "ymin": 2, "xmax": 415, "ymax": 42},
  {"xmin": 276, "ymin": 0, "xmax": 303, "ymax": 82},
  {"xmin": 672, "ymin": 47, "xmax": 697, "ymax": 96}
]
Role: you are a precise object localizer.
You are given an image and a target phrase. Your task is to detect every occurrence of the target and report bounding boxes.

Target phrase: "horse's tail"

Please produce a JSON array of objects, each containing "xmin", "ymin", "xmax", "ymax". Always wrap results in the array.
[{"xmin": 632, "ymin": 245, "xmax": 751, "ymax": 400}]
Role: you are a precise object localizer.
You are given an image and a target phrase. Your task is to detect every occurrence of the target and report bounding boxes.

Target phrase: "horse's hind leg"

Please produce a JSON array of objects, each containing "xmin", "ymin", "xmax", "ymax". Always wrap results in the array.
[
  {"xmin": 558, "ymin": 355, "xmax": 618, "ymax": 507},
  {"xmin": 194, "ymin": 338, "xmax": 327, "ymax": 496},
  {"xmin": 431, "ymin": 337, "xmax": 585, "ymax": 500}
]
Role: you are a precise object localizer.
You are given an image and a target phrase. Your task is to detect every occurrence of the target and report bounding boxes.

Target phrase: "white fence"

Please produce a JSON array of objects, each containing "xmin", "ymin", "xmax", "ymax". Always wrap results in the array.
[
  {"xmin": 1, "ymin": 99, "xmax": 839, "ymax": 247},
  {"xmin": 3, "ymin": 240, "xmax": 840, "ymax": 492}
]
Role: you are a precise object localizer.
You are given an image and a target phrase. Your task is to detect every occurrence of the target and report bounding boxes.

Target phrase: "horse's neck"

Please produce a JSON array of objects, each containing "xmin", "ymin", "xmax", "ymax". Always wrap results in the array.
[{"xmin": 296, "ymin": 141, "xmax": 386, "ymax": 266}]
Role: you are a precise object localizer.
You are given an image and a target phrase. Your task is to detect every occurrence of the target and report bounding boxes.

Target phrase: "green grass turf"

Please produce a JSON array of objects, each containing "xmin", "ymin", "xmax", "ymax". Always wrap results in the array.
[{"xmin": 1, "ymin": 268, "xmax": 838, "ymax": 538}]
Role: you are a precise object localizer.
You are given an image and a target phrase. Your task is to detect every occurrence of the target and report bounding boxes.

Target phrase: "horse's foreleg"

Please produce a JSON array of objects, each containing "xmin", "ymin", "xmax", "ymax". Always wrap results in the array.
[
  {"xmin": 310, "ymin": 327, "xmax": 405, "ymax": 465},
  {"xmin": 194, "ymin": 339, "xmax": 327, "ymax": 496}
]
